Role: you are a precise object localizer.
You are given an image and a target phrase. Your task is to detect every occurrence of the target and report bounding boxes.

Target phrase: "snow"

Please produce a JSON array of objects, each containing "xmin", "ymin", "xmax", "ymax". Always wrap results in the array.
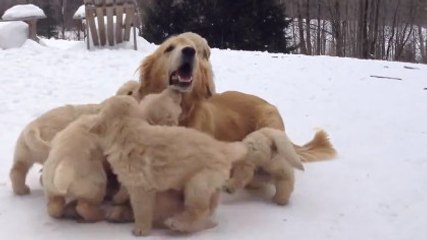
[
  {"xmin": 0, "ymin": 21, "xmax": 28, "ymax": 49},
  {"xmin": 1, "ymin": 4, "xmax": 46, "ymax": 21},
  {"xmin": 0, "ymin": 38, "xmax": 426, "ymax": 240},
  {"xmin": 73, "ymin": 5, "xmax": 85, "ymax": 20}
]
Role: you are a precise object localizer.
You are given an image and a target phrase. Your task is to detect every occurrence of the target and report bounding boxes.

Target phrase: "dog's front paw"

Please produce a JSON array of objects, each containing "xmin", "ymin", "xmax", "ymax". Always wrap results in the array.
[
  {"xmin": 165, "ymin": 216, "xmax": 217, "ymax": 233},
  {"xmin": 13, "ymin": 184, "xmax": 30, "ymax": 195},
  {"xmin": 223, "ymin": 181, "xmax": 237, "ymax": 194},
  {"xmin": 164, "ymin": 217, "xmax": 187, "ymax": 232},
  {"xmin": 273, "ymin": 194, "xmax": 289, "ymax": 206},
  {"xmin": 132, "ymin": 225, "xmax": 151, "ymax": 236},
  {"xmin": 106, "ymin": 206, "xmax": 133, "ymax": 223},
  {"xmin": 112, "ymin": 193, "xmax": 129, "ymax": 205}
]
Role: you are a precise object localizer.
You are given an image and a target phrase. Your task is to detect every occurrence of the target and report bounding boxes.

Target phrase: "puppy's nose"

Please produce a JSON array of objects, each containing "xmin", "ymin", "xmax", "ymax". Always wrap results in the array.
[{"xmin": 182, "ymin": 47, "xmax": 196, "ymax": 58}]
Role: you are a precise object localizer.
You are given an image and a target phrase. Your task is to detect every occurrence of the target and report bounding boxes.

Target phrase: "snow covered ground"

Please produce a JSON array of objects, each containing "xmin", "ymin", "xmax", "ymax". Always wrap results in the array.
[{"xmin": 0, "ymin": 38, "xmax": 426, "ymax": 240}]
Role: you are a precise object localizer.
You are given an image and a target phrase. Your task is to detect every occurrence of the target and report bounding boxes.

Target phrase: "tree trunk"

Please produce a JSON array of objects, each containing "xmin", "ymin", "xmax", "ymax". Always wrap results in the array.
[
  {"xmin": 297, "ymin": 1, "xmax": 307, "ymax": 54},
  {"xmin": 419, "ymin": 26, "xmax": 426, "ymax": 63},
  {"xmin": 386, "ymin": 0, "xmax": 400, "ymax": 60},
  {"xmin": 316, "ymin": 0, "xmax": 321, "ymax": 55},
  {"xmin": 305, "ymin": 0, "xmax": 312, "ymax": 55}
]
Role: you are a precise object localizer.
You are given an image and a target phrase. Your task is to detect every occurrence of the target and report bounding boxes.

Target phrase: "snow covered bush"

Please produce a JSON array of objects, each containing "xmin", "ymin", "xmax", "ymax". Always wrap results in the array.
[{"xmin": 0, "ymin": 21, "xmax": 29, "ymax": 49}]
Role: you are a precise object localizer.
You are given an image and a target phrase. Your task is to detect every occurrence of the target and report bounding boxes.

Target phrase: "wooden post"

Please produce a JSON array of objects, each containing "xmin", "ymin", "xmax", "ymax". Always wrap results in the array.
[
  {"xmin": 133, "ymin": 24, "xmax": 137, "ymax": 50},
  {"xmin": 24, "ymin": 19, "xmax": 38, "ymax": 43}
]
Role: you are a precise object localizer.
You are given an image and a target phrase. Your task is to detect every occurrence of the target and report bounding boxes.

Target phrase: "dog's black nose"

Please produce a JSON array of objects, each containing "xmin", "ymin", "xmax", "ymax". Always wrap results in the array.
[{"xmin": 182, "ymin": 47, "xmax": 196, "ymax": 58}]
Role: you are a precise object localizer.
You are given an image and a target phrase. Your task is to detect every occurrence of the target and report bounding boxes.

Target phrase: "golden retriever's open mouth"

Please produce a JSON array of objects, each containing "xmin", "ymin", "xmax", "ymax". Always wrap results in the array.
[{"xmin": 169, "ymin": 62, "xmax": 194, "ymax": 90}]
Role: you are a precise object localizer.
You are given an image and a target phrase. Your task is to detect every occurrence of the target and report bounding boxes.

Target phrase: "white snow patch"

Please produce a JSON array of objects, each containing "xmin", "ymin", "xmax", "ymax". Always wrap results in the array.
[
  {"xmin": 1, "ymin": 4, "xmax": 46, "ymax": 21},
  {"xmin": 0, "ymin": 39, "xmax": 426, "ymax": 240},
  {"xmin": 73, "ymin": 5, "xmax": 85, "ymax": 20},
  {"xmin": 0, "ymin": 21, "xmax": 28, "ymax": 49}
]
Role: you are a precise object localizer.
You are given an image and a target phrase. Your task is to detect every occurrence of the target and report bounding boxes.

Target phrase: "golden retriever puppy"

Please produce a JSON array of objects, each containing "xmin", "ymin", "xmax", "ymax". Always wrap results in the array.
[
  {"xmin": 115, "ymin": 80, "xmax": 142, "ymax": 101},
  {"xmin": 137, "ymin": 32, "xmax": 336, "ymax": 164},
  {"xmin": 139, "ymin": 87, "xmax": 182, "ymax": 126},
  {"xmin": 224, "ymin": 127, "xmax": 305, "ymax": 205},
  {"xmin": 9, "ymin": 81, "xmax": 141, "ymax": 195},
  {"xmin": 41, "ymin": 88, "xmax": 184, "ymax": 222},
  {"xmin": 110, "ymin": 87, "xmax": 182, "ymax": 205},
  {"xmin": 91, "ymin": 96, "xmax": 247, "ymax": 235},
  {"xmin": 42, "ymin": 114, "xmax": 106, "ymax": 221}
]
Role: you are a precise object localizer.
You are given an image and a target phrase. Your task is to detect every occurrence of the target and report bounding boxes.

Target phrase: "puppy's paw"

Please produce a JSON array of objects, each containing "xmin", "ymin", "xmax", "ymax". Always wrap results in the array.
[
  {"xmin": 165, "ymin": 216, "xmax": 216, "ymax": 233},
  {"xmin": 165, "ymin": 217, "xmax": 187, "ymax": 232},
  {"xmin": 106, "ymin": 206, "xmax": 133, "ymax": 223},
  {"xmin": 112, "ymin": 192, "xmax": 129, "ymax": 205},
  {"xmin": 132, "ymin": 225, "xmax": 151, "ymax": 236},
  {"xmin": 273, "ymin": 194, "xmax": 289, "ymax": 206},
  {"xmin": 223, "ymin": 181, "xmax": 237, "ymax": 194},
  {"xmin": 13, "ymin": 184, "xmax": 30, "ymax": 195}
]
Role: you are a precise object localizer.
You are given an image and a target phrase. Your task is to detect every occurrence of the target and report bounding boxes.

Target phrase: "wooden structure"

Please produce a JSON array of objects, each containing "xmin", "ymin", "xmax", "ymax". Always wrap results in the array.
[
  {"xmin": 0, "ymin": 16, "xmax": 45, "ymax": 43},
  {"xmin": 83, "ymin": 0, "xmax": 138, "ymax": 50}
]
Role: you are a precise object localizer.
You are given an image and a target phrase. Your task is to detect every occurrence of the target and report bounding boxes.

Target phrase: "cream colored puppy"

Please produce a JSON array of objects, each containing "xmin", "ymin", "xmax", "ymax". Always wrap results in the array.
[
  {"xmin": 91, "ymin": 96, "xmax": 247, "ymax": 236},
  {"xmin": 224, "ymin": 128, "xmax": 305, "ymax": 205},
  {"xmin": 42, "ymin": 88, "xmax": 183, "ymax": 222},
  {"xmin": 9, "ymin": 81, "xmax": 141, "ymax": 195},
  {"xmin": 139, "ymin": 87, "xmax": 182, "ymax": 126},
  {"xmin": 115, "ymin": 80, "xmax": 142, "ymax": 101},
  {"xmin": 42, "ymin": 114, "xmax": 106, "ymax": 221},
  {"xmin": 111, "ymin": 88, "xmax": 182, "ymax": 204}
]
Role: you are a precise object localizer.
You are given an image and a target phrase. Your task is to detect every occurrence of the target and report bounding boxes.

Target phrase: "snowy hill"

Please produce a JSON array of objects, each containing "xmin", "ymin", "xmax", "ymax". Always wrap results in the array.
[{"xmin": 0, "ymin": 38, "xmax": 426, "ymax": 240}]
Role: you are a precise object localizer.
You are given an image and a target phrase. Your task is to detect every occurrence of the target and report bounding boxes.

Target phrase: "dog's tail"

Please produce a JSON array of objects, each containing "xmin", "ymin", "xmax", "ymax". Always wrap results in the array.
[
  {"xmin": 292, "ymin": 130, "xmax": 337, "ymax": 162},
  {"xmin": 258, "ymin": 128, "xmax": 304, "ymax": 171},
  {"xmin": 53, "ymin": 161, "xmax": 75, "ymax": 195},
  {"xmin": 24, "ymin": 128, "xmax": 51, "ymax": 154}
]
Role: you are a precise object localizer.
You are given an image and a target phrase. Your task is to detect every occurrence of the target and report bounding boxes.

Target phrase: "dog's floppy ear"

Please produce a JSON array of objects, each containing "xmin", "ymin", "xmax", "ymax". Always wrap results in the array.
[
  {"xmin": 194, "ymin": 60, "xmax": 216, "ymax": 98},
  {"xmin": 138, "ymin": 54, "xmax": 157, "ymax": 97},
  {"xmin": 203, "ymin": 46, "xmax": 211, "ymax": 60}
]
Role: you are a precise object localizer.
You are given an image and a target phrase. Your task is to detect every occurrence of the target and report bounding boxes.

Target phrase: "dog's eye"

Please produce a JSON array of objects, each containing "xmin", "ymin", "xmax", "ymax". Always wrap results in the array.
[
  {"xmin": 127, "ymin": 91, "xmax": 133, "ymax": 96},
  {"xmin": 164, "ymin": 45, "xmax": 175, "ymax": 53}
]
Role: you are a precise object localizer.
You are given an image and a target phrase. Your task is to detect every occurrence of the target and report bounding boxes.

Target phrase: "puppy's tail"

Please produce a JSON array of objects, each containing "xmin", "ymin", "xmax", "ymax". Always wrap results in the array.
[
  {"xmin": 292, "ymin": 130, "xmax": 337, "ymax": 163},
  {"xmin": 53, "ymin": 161, "xmax": 75, "ymax": 195},
  {"xmin": 25, "ymin": 128, "xmax": 51, "ymax": 154},
  {"xmin": 257, "ymin": 128, "xmax": 304, "ymax": 171}
]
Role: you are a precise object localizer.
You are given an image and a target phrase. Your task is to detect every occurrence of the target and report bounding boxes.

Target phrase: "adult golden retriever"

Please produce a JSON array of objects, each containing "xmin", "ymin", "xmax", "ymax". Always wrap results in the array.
[{"xmin": 138, "ymin": 32, "xmax": 336, "ymax": 162}]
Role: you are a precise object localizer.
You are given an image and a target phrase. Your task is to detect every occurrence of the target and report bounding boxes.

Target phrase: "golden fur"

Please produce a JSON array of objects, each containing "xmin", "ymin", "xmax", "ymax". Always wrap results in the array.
[
  {"xmin": 139, "ymin": 87, "xmax": 182, "ymax": 126},
  {"xmin": 42, "ymin": 114, "xmax": 106, "ymax": 221},
  {"xmin": 41, "ymin": 88, "xmax": 184, "ymax": 222},
  {"xmin": 138, "ymin": 32, "xmax": 215, "ymax": 117},
  {"xmin": 107, "ymin": 190, "xmax": 185, "ymax": 227},
  {"xmin": 179, "ymin": 32, "xmax": 211, "ymax": 60},
  {"xmin": 115, "ymin": 80, "xmax": 142, "ymax": 101},
  {"xmin": 9, "ymin": 81, "xmax": 141, "ymax": 195},
  {"xmin": 225, "ymin": 127, "xmax": 305, "ymax": 205},
  {"xmin": 138, "ymin": 32, "xmax": 336, "ymax": 172},
  {"xmin": 91, "ymin": 96, "xmax": 247, "ymax": 235}
]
